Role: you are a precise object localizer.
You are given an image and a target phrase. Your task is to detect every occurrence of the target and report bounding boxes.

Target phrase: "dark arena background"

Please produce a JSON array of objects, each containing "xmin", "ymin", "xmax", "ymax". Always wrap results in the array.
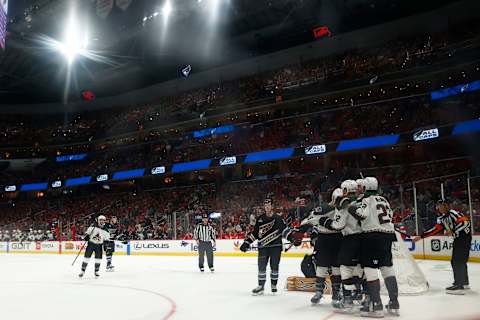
[{"xmin": 1, "ymin": 0, "xmax": 480, "ymax": 319}]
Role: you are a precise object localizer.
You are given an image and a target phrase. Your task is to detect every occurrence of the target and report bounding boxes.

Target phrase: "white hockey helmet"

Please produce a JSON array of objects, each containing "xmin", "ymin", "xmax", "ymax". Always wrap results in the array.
[
  {"xmin": 330, "ymin": 188, "xmax": 343, "ymax": 205},
  {"xmin": 356, "ymin": 179, "xmax": 366, "ymax": 194},
  {"xmin": 341, "ymin": 180, "xmax": 358, "ymax": 196},
  {"xmin": 97, "ymin": 215, "xmax": 107, "ymax": 225},
  {"xmin": 364, "ymin": 177, "xmax": 379, "ymax": 191}
]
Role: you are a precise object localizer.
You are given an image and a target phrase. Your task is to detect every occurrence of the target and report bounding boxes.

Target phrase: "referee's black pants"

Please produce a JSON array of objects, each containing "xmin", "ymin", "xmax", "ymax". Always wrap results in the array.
[
  {"xmin": 198, "ymin": 241, "xmax": 214, "ymax": 269},
  {"xmin": 452, "ymin": 234, "xmax": 471, "ymax": 287}
]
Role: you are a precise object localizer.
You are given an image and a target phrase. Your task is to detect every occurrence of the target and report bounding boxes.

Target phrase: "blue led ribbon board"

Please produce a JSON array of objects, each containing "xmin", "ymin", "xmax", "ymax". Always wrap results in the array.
[
  {"xmin": 56, "ymin": 153, "xmax": 87, "ymax": 162},
  {"xmin": 193, "ymin": 125, "xmax": 236, "ymax": 138},
  {"xmin": 451, "ymin": 119, "xmax": 480, "ymax": 135},
  {"xmin": 65, "ymin": 176, "xmax": 92, "ymax": 187},
  {"xmin": 20, "ymin": 182, "xmax": 48, "ymax": 191},
  {"xmin": 112, "ymin": 169, "xmax": 145, "ymax": 181},
  {"xmin": 172, "ymin": 160, "xmax": 212, "ymax": 173},
  {"xmin": 337, "ymin": 135, "xmax": 400, "ymax": 152},
  {"xmin": 431, "ymin": 80, "xmax": 480, "ymax": 101},
  {"xmin": 244, "ymin": 148, "xmax": 295, "ymax": 163}
]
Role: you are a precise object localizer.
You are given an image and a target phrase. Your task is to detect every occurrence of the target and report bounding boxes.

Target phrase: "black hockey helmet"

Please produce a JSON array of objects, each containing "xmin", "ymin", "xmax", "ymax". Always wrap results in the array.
[{"xmin": 264, "ymin": 193, "xmax": 275, "ymax": 205}]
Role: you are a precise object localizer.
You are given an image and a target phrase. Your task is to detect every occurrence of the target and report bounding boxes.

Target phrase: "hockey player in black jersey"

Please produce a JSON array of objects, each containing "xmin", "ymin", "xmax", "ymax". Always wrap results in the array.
[
  {"xmin": 103, "ymin": 216, "xmax": 119, "ymax": 271},
  {"xmin": 240, "ymin": 196, "xmax": 289, "ymax": 295}
]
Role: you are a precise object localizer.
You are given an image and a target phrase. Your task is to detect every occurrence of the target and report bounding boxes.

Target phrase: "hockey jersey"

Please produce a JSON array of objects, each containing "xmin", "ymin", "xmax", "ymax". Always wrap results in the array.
[
  {"xmin": 103, "ymin": 222, "xmax": 119, "ymax": 241},
  {"xmin": 246, "ymin": 213, "xmax": 287, "ymax": 248},
  {"xmin": 300, "ymin": 203, "xmax": 339, "ymax": 234},
  {"xmin": 330, "ymin": 196, "xmax": 363, "ymax": 235},
  {"xmin": 353, "ymin": 194, "xmax": 395, "ymax": 234},
  {"xmin": 86, "ymin": 225, "xmax": 110, "ymax": 245}
]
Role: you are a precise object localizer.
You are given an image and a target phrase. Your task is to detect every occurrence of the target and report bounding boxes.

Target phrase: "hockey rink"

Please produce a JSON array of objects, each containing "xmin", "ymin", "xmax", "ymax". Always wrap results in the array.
[{"xmin": 0, "ymin": 254, "xmax": 479, "ymax": 320}]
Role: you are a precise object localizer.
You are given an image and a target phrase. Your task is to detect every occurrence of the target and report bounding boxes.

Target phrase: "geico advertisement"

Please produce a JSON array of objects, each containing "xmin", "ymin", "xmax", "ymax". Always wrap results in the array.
[{"xmin": 426, "ymin": 236, "xmax": 480, "ymax": 257}]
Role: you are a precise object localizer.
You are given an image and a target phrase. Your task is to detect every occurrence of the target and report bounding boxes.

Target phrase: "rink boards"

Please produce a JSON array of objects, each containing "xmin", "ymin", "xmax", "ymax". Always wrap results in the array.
[{"xmin": 0, "ymin": 236, "xmax": 479, "ymax": 262}]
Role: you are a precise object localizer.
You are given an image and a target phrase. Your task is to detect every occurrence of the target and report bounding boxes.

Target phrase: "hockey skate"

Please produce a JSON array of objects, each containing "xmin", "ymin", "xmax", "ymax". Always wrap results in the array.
[
  {"xmin": 353, "ymin": 290, "xmax": 363, "ymax": 305},
  {"xmin": 360, "ymin": 300, "xmax": 384, "ymax": 318},
  {"xmin": 310, "ymin": 292, "xmax": 323, "ymax": 305},
  {"xmin": 333, "ymin": 295, "xmax": 356, "ymax": 314},
  {"xmin": 210, "ymin": 267, "xmax": 215, "ymax": 272},
  {"xmin": 78, "ymin": 271, "xmax": 85, "ymax": 278},
  {"xmin": 95, "ymin": 271, "xmax": 100, "ymax": 278},
  {"xmin": 331, "ymin": 289, "xmax": 342, "ymax": 308},
  {"xmin": 385, "ymin": 299, "xmax": 400, "ymax": 316},
  {"xmin": 252, "ymin": 285, "xmax": 265, "ymax": 296},
  {"xmin": 271, "ymin": 284, "xmax": 277, "ymax": 294},
  {"xmin": 106, "ymin": 264, "xmax": 115, "ymax": 272},
  {"xmin": 200, "ymin": 267, "xmax": 205, "ymax": 272}
]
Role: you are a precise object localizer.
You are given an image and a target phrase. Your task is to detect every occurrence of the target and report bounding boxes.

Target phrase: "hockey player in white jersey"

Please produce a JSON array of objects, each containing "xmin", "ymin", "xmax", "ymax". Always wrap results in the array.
[
  {"xmin": 296, "ymin": 188, "xmax": 343, "ymax": 306},
  {"xmin": 318, "ymin": 180, "xmax": 363, "ymax": 312},
  {"xmin": 79, "ymin": 215, "xmax": 110, "ymax": 278},
  {"xmin": 349, "ymin": 177, "xmax": 399, "ymax": 317}
]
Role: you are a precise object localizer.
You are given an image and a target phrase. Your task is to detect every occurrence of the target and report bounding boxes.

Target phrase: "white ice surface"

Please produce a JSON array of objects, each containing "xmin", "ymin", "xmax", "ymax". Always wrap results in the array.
[{"xmin": 0, "ymin": 254, "xmax": 479, "ymax": 320}]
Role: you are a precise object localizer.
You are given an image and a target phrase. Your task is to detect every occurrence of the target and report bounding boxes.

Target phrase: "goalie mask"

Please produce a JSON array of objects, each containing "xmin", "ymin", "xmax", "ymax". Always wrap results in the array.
[
  {"xmin": 97, "ymin": 215, "xmax": 107, "ymax": 227},
  {"xmin": 341, "ymin": 180, "xmax": 358, "ymax": 196}
]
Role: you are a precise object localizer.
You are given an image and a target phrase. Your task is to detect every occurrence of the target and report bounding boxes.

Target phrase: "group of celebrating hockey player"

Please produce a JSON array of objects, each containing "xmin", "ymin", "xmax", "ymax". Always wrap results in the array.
[
  {"xmin": 240, "ymin": 177, "xmax": 400, "ymax": 318},
  {"xmin": 74, "ymin": 174, "xmax": 472, "ymax": 318}
]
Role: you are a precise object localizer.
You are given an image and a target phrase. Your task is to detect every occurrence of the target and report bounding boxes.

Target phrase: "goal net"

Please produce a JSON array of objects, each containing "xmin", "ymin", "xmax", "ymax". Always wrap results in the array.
[{"xmin": 383, "ymin": 231, "xmax": 429, "ymax": 295}]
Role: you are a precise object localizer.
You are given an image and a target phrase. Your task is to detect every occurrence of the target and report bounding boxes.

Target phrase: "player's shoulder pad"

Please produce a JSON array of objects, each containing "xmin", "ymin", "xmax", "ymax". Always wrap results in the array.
[{"xmin": 338, "ymin": 197, "xmax": 351, "ymax": 209}]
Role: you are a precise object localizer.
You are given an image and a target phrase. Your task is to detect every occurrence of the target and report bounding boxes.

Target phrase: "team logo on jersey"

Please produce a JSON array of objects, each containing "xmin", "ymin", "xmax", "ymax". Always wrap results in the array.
[
  {"xmin": 258, "ymin": 220, "xmax": 275, "ymax": 238},
  {"xmin": 431, "ymin": 239, "xmax": 441, "ymax": 252}
]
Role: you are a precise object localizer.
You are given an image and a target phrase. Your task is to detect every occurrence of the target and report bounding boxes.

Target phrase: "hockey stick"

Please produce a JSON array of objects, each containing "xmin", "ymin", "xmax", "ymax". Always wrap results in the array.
[
  {"xmin": 71, "ymin": 223, "xmax": 95, "ymax": 266},
  {"xmin": 394, "ymin": 226, "xmax": 412, "ymax": 238},
  {"xmin": 257, "ymin": 239, "xmax": 311, "ymax": 250},
  {"xmin": 71, "ymin": 241, "xmax": 88, "ymax": 266}
]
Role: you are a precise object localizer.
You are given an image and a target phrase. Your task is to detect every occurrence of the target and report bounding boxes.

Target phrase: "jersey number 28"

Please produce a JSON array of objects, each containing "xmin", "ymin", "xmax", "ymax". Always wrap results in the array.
[{"xmin": 376, "ymin": 204, "xmax": 392, "ymax": 225}]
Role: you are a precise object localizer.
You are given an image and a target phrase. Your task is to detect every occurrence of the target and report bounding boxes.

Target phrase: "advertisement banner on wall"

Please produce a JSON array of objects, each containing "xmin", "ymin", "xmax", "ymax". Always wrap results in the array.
[{"xmin": 424, "ymin": 236, "xmax": 480, "ymax": 260}]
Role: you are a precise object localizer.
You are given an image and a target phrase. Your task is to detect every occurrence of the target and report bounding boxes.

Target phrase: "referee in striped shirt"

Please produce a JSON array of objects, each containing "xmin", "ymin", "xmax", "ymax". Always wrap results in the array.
[
  {"xmin": 414, "ymin": 199, "xmax": 472, "ymax": 294},
  {"xmin": 194, "ymin": 214, "xmax": 217, "ymax": 272}
]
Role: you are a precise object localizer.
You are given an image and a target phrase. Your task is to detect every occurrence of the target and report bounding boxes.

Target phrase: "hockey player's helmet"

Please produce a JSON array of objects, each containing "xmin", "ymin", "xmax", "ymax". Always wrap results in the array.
[
  {"xmin": 331, "ymin": 188, "xmax": 343, "ymax": 205},
  {"xmin": 356, "ymin": 179, "xmax": 366, "ymax": 194},
  {"xmin": 97, "ymin": 215, "xmax": 107, "ymax": 226},
  {"xmin": 364, "ymin": 177, "xmax": 378, "ymax": 191},
  {"xmin": 341, "ymin": 180, "xmax": 358, "ymax": 196}
]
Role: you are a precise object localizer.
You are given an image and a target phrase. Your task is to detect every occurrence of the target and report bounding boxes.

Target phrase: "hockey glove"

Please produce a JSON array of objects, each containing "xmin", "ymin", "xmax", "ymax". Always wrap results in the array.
[
  {"xmin": 286, "ymin": 229, "xmax": 303, "ymax": 246},
  {"xmin": 240, "ymin": 242, "xmax": 250, "ymax": 252},
  {"xmin": 83, "ymin": 235, "xmax": 90, "ymax": 242}
]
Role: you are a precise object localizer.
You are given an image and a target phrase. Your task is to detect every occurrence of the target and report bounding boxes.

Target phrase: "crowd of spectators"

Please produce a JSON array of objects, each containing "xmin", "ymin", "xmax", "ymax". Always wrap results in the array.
[
  {"xmin": 1, "ymin": 19, "xmax": 479, "ymax": 242},
  {"xmin": 1, "ymin": 155, "xmax": 478, "ymax": 242},
  {"xmin": 0, "ymin": 19, "xmax": 479, "ymax": 152}
]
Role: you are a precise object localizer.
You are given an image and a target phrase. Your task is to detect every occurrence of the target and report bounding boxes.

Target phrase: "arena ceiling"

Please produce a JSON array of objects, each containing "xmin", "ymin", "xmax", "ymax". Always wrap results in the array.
[{"xmin": 0, "ymin": 0, "xmax": 459, "ymax": 105}]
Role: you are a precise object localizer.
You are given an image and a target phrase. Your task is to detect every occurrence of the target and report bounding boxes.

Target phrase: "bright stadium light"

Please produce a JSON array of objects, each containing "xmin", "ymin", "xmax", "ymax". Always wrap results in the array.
[
  {"xmin": 162, "ymin": 1, "xmax": 172, "ymax": 17},
  {"xmin": 55, "ymin": 10, "xmax": 88, "ymax": 64}
]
